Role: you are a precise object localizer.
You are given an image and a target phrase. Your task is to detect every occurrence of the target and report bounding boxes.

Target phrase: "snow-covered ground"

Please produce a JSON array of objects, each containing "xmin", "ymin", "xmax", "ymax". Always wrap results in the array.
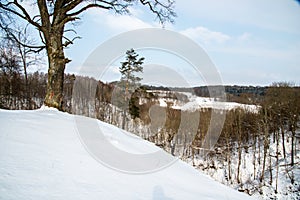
[
  {"xmin": 187, "ymin": 132, "xmax": 300, "ymax": 200},
  {"xmin": 149, "ymin": 90, "xmax": 259, "ymax": 112},
  {"xmin": 0, "ymin": 108, "xmax": 254, "ymax": 200}
]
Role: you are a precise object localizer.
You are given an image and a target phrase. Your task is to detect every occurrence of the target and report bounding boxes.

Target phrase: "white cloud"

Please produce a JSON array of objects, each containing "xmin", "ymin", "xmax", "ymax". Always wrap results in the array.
[
  {"xmin": 105, "ymin": 14, "xmax": 153, "ymax": 31},
  {"xmin": 180, "ymin": 26, "xmax": 231, "ymax": 44},
  {"xmin": 88, "ymin": 9, "xmax": 158, "ymax": 32},
  {"xmin": 176, "ymin": 0, "xmax": 300, "ymax": 34}
]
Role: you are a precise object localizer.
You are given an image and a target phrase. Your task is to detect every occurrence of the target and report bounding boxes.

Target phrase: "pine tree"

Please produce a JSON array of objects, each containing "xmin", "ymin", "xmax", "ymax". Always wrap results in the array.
[{"xmin": 119, "ymin": 48, "xmax": 144, "ymax": 129}]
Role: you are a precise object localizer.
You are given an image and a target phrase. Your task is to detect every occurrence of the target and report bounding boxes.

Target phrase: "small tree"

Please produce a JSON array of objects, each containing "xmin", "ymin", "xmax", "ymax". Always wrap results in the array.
[{"xmin": 119, "ymin": 48, "xmax": 144, "ymax": 129}]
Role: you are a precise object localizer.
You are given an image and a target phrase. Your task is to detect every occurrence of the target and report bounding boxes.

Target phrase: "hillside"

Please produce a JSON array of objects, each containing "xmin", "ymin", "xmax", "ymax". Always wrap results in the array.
[{"xmin": 0, "ymin": 107, "xmax": 254, "ymax": 200}]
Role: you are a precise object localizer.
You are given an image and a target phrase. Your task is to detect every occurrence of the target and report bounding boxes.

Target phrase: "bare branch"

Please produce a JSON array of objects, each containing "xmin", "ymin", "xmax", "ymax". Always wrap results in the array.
[
  {"xmin": 13, "ymin": 0, "xmax": 42, "ymax": 28},
  {"xmin": 0, "ymin": 1, "xmax": 41, "ymax": 29},
  {"xmin": 37, "ymin": 0, "xmax": 51, "ymax": 35},
  {"xmin": 38, "ymin": 30, "xmax": 46, "ymax": 45},
  {"xmin": 62, "ymin": 0, "xmax": 84, "ymax": 13},
  {"xmin": 67, "ymin": 3, "xmax": 112, "ymax": 17},
  {"xmin": 139, "ymin": 0, "xmax": 176, "ymax": 24},
  {"xmin": 59, "ymin": 15, "xmax": 80, "ymax": 26},
  {"xmin": 63, "ymin": 35, "xmax": 81, "ymax": 48},
  {"xmin": 0, "ymin": 23, "xmax": 45, "ymax": 53},
  {"xmin": 64, "ymin": 29, "xmax": 78, "ymax": 34}
]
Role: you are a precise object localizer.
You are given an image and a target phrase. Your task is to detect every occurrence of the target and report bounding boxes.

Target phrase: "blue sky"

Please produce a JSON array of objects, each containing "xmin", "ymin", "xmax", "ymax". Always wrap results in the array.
[{"xmin": 64, "ymin": 0, "xmax": 300, "ymax": 86}]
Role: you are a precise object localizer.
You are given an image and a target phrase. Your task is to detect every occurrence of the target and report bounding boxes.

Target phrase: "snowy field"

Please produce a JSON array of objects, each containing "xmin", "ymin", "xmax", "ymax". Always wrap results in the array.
[
  {"xmin": 0, "ymin": 107, "xmax": 254, "ymax": 200},
  {"xmin": 149, "ymin": 90, "xmax": 259, "ymax": 112}
]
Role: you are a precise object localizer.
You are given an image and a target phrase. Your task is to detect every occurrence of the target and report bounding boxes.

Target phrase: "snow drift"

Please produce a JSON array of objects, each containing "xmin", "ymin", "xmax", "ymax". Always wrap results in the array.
[{"xmin": 0, "ymin": 107, "xmax": 254, "ymax": 200}]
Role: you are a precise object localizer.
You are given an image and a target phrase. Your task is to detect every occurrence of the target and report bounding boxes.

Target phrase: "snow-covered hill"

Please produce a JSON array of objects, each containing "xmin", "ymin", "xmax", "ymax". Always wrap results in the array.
[
  {"xmin": 148, "ymin": 90, "xmax": 259, "ymax": 112},
  {"xmin": 0, "ymin": 107, "xmax": 254, "ymax": 200}
]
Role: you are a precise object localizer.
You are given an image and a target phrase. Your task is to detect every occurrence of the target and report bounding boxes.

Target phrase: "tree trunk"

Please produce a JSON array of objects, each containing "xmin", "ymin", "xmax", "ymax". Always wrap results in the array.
[
  {"xmin": 291, "ymin": 128, "xmax": 295, "ymax": 166},
  {"xmin": 20, "ymin": 46, "xmax": 31, "ymax": 109},
  {"xmin": 260, "ymin": 108, "xmax": 269, "ymax": 184},
  {"xmin": 236, "ymin": 112, "xmax": 242, "ymax": 184},
  {"xmin": 225, "ymin": 131, "xmax": 232, "ymax": 182},
  {"xmin": 253, "ymin": 133, "xmax": 257, "ymax": 180},
  {"xmin": 280, "ymin": 122, "xmax": 286, "ymax": 159},
  {"xmin": 121, "ymin": 79, "xmax": 129, "ymax": 130},
  {"xmin": 44, "ymin": 33, "xmax": 66, "ymax": 110},
  {"xmin": 275, "ymin": 130, "xmax": 279, "ymax": 194},
  {"xmin": 122, "ymin": 110, "xmax": 127, "ymax": 130},
  {"xmin": 237, "ymin": 143, "xmax": 242, "ymax": 184},
  {"xmin": 269, "ymin": 150, "xmax": 272, "ymax": 185}
]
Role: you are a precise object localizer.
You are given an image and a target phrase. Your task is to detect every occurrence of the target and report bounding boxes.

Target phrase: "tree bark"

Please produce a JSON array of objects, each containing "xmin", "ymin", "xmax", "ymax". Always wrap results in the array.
[{"xmin": 44, "ymin": 32, "xmax": 67, "ymax": 110}]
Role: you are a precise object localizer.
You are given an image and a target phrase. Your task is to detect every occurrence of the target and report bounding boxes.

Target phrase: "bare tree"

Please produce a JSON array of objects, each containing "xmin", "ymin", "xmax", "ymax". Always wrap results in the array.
[
  {"xmin": 14, "ymin": 25, "xmax": 44, "ymax": 109},
  {"xmin": 235, "ymin": 109, "xmax": 242, "ymax": 184},
  {"xmin": 0, "ymin": 39, "xmax": 22, "ymax": 108},
  {"xmin": 265, "ymin": 82, "xmax": 299, "ymax": 166},
  {"xmin": 260, "ymin": 107, "xmax": 270, "ymax": 185},
  {"xmin": 0, "ymin": 0, "xmax": 176, "ymax": 110}
]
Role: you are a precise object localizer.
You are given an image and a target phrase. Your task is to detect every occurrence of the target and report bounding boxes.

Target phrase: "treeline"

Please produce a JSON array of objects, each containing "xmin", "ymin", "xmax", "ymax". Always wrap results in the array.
[
  {"xmin": 0, "ymin": 38, "xmax": 45, "ymax": 110},
  {"xmin": 0, "ymin": 70, "xmax": 47, "ymax": 109},
  {"xmin": 145, "ymin": 84, "xmax": 271, "ymax": 105}
]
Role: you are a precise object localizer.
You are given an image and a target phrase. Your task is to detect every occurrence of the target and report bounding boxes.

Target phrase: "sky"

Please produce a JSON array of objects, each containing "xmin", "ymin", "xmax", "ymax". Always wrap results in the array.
[{"xmin": 63, "ymin": 0, "xmax": 300, "ymax": 86}]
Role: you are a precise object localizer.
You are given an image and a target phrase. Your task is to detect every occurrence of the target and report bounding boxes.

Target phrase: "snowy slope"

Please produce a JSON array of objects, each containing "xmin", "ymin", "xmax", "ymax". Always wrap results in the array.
[
  {"xmin": 0, "ymin": 108, "xmax": 254, "ymax": 200},
  {"xmin": 149, "ymin": 90, "xmax": 259, "ymax": 112}
]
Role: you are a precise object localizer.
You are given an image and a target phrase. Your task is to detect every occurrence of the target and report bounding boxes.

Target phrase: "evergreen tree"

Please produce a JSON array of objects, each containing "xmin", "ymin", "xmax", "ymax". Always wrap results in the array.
[{"xmin": 119, "ymin": 48, "xmax": 144, "ymax": 129}]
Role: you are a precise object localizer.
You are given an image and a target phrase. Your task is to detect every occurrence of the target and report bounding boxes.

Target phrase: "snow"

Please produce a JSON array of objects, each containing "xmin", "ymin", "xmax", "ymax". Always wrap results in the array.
[
  {"xmin": 179, "ymin": 98, "xmax": 258, "ymax": 112},
  {"xmin": 150, "ymin": 91, "xmax": 260, "ymax": 112},
  {"xmin": 0, "ymin": 108, "xmax": 254, "ymax": 200},
  {"xmin": 158, "ymin": 99, "xmax": 168, "ymax": 107},
  {"xmin": 189, "ymin": 133, "xmax": 300, "ymax": 200}
]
